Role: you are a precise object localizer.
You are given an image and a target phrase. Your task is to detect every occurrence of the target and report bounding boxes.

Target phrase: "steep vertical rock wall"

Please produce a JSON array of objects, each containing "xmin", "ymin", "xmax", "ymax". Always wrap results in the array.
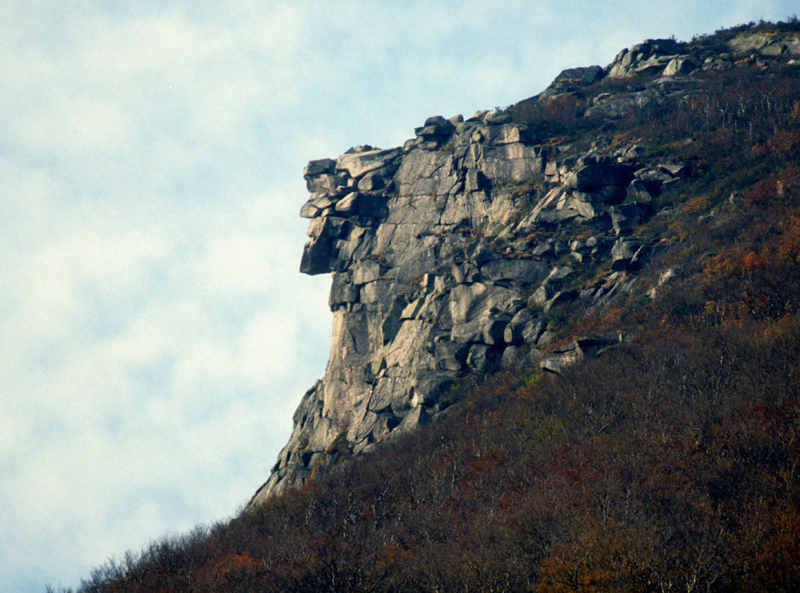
[
  {"xmin": 248, "ymin": 109, "xmax": 678, "ymax": 505},
  {"xmin": 248, "ymin": 30, "xmax": 800, "ymax": 506}
]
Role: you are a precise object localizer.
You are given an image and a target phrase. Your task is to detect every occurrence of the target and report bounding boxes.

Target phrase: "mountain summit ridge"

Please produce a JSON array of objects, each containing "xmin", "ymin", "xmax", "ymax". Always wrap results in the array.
[
  {"xmin": 250, "ymin": 25, "xmax": 800, "ymax": 506},
  {"xmin": 68, "ymin": 20, "xmax": 800, "ymax": 593},
  {"xmin": 248, "ymin": 26, "xmax": 800, "ymax": 506},
  {"xmin": 249, "ymin": 31, "xmax": 800, "ymax": 507}
]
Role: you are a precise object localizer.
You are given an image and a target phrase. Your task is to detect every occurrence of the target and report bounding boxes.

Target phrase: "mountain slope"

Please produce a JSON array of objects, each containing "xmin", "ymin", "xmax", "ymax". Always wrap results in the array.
[
  {"xmin": 249, "ymin": 22, "xmax": 800, "ymax": 504},
  {"xmin": 69, "ymin": 20, "xmax": 800, "ymax": 593}
]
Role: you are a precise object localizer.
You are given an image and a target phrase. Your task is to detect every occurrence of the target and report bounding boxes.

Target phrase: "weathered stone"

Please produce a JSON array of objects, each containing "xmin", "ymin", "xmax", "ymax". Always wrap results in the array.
[
  {"xmin": 300, "ymin": 235, "xmax": 332, "ymax": 275},
  {"xmin": 585, "ymin": 91, "xmax": 654, "ymax": 119},
  {"xmin": 451, "ymin": 318, "xmax": 484, "ymax": 343},
  {"xmin": 357, "ymin": 193, "xmax": 390, "ymax": 219},
  {"xmin": 504, "ymin": 308, "xmax": 542, "ymax": 345},
  {"xmin": 728, "ymin": 32, "xmax": 800, "ymax": 57},
  {"xmin": 393, "ymin": 149, "xmax": 454, "ymax": 196},
  {"xmin": 415, "ymin": 116, "xmax": 456, "ymax": 139},
  {"xmin": 250, "ymin": 30, "xmax": 732, "ymax": 505},
  {"xmin": 324, "ymin": 216, "xmax": 349, "ymax": 238},
  {"xmin": 540, "ymin": 347, "xmax": 579, "ymax": 374},
  {"xmin": 610, "ymin": 203, "xmax": 645, "ymax": 235},
  {"xmin": 535, "ymin": 209, "xmax": 580, "ymax": 225},
  {"xmin": 300, "ymin": 201, "xmax": 321, "ymax": 219},
  {"xmin": 545, "ymin": 65, "xmax": 605, "ymax": 94},
  {"xmin": 439, "ymin": 190, "xmax": 491, "ymax": 227},
  {"xmin": 337, "ymin": 147, "xmax": 401, "ymax": 179},
  {"xmin": 663, "ymin": 56, "xmax": 698, "ymax": 76},
  {"xmin": 544, "ymin": 289, "xmax": 579, "ymax": 312},
  {"xmin": 304, "ymin": 158, "xmax": 337, "ymax": 177},
  {"xmin": 306, "ymin": 173, "xmax": 341, "ymax": 193},
  {"xmin": 352, "ymin": 259, "xmax": 381, "ymax": 285},
  {"xmin": 550, "ymin": 265, "xmax": 573, "ymax": 282},
  {"xmin": 395, "ymin": 246, "xmax": 437, "ymax": 284},
  {"xmin": 479, "ymin": 144, "xmax": 545, "ymax": 185},
  {"xmin": 532, "ymin": 242, "xmax": 555, "ymax": 259},
  {"xmin": 358, "ymin": 170, "xmax": 389, "ymax": 191},
  {"xmin": 329, "ymin": 272, "xmax": 358, "ymax": 309},
  {"xmin": 449, "ymin": 283, "xmax": 488, "ymax": 325},
  {"xmin": 611, "ymin": 238, "xmax": 643, "ymax": 270},
  {"xmin": 334, "ymin": 192, "xmax": 360, "ymax": 214},
  {"xmin": 485, "ymin": 124, "xmax": 536, "ymax": 145},
  {"xmin": 528, "ymin": 285, "xmax": 550, "ymax": 309},
  {"xmin": 369, "ymin": 378, "xmax": 406, "ymax": 414},
  {"xmin": 380, "ymin": 296, "xmax": 406, "ymax": 344},
  {"xmin": 412, "ymin": 371, "xmax": 456, "ymax": 405},
  {"xmin": 467, "ymin": 344, "xmax": 499, "ymax": 373},
  {"xmin": 565, "ymin": 163, "xmax": 635, "ymax": 193},
  {"xmin": 482, "ymin": 316, "xmax": 511, "ymax": 346},
  {"xmin": 450, "ymin": 283, "xmax": 522, "ymax": 327},
  {"xmin": 500, "ymin": 344, "xmax": 541, "ymax": 369},
  {"xmin": 393, "ymin": 405, "xmax": 423, "ymax": 434},
  {"xmin": 480, "ymin": 259, "xmax": 549, "ymax": 285},
  {"xmin": 627, "ymin": 179, "xmax": 653, "ymax": 203},
  {"xmin": 529, "ymin": 266, "xmax": 572, "ymax": 309},
  {"xmin": 484, "ymin": 111, "xmax": 511, "ymax": 125},
  {"xmin": 540, "ymin": 335, "xmax": 622, "ymax": 374},
  {"xmin": 607, "ymin": 38, "xmax": 684, "ymax": 78},
  {"xmin": 660, "ymin": 162, "xmax": 688, "ymax": 179},
  {"xmin": 635, "ymin": 167, "xmax": 675, "ymax": 196},
  {"xmin": 435, "ymin": 341, "xmax": 469, "ymax": 371}
]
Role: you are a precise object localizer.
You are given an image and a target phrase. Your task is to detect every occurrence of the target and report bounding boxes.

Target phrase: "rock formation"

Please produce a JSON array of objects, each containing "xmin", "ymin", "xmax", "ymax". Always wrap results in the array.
[{"xmin": 248, "ymin": 29, "xmax": 800, "ymax": 506}]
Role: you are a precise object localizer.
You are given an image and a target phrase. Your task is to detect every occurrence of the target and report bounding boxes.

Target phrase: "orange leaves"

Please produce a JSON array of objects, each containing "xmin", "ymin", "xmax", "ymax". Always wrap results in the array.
[
  {"xmin": 776, "ymin": 214, "xmax": 800, "ymax": 262},
  {"xmin": 683, "ymin": 194, "xmax": 712, "ymax": 214},
  {"xmin": 767, "ymin": 129, "xmax": 800, "ymax": 156},
  {"xmin": 791, "ymin": 99, "xmax": 800, "ymax": 126},
  {"xmin": 539, "ymin": 520, "xmax": 657, "ymax": 593},
  {"xmin": 193, "ymin": 552, "xmax": 262, "ymax": 589},
  {"xmin": 702, "ymin": 248, "xmax": 740, "ymax": 279},
  {"xmin": 692, "ymin": 210, "xmax": 800, "ymax": 323},
  {"xmin": 76, "ymin": 313, "xmax": 800, "ymax": 593},
  {"xmin": 746, "ymin": 176, "xmax": 779, "ymax": 205},
  {"xmin": 737, "ymin": 250, "xmax": 769, "ymax": 273},
  {"xmin": 758, "ymin": 511, "xmax": 800, "ymax": 571},
  {"xmin": 747, "ymin": 167, "xmax": 800, "ymax": 207},
  {"xmin": 371, "ymin": 543, "xmax": 412, "ymax": 574},
  {"xmin": 540, "ymin": 546, "xmax": 615, "ymax": 593}
]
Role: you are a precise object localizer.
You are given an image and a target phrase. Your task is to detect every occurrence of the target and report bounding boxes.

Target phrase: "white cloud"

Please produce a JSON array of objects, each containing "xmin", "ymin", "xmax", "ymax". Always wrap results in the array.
[
  {"xmin": 17, "ymin": 92, "xmax": 137, "ymax": 156},
  {"xmin": 2, "ymin": 1, "xmax": 798, "ymax": 591}
]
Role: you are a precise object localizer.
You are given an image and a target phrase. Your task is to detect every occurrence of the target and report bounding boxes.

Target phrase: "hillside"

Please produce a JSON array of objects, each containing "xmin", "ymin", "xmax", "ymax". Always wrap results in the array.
[
  {"xmin": 249, "ymin": 18, "xmax": 800, "ymax": 505},
  {"xmin": 68, "ymin": 20, "xmax": 800, "ymax": 593}
]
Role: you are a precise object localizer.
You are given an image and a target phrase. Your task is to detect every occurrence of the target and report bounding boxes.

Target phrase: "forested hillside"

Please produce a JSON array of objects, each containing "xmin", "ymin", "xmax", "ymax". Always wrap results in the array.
[{"xmin": 64, "ymin": 20, "xmax": 800, "ymax": 593}]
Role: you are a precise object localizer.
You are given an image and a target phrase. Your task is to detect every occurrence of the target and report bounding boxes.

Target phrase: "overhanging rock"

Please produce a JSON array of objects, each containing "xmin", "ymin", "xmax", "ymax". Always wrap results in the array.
[{"xmin": 246, "ymin": 37, "xmax": 724, "ymax": 504}]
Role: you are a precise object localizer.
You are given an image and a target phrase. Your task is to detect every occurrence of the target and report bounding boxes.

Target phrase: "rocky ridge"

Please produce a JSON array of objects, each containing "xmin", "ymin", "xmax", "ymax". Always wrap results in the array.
[{"xmin": 248, "ymin": 29, "xmax": 800, "ymax": 506}]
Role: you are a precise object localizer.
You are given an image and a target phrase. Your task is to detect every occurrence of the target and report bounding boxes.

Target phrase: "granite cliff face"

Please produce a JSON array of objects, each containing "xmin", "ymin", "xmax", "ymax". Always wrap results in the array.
[{"xmin": 248, "ymin": 30, "xmax": 800, "ymax": 506}]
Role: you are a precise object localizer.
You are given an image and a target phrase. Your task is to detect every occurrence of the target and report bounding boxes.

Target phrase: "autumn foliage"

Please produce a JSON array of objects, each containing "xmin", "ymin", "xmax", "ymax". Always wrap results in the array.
[
  {"xmin": 68, "ymin": 21, "xmax": 800, "ymax": 593},
  {"xmin": 73, "ymin": 318, "xmax": 800, "ymax": 593}
]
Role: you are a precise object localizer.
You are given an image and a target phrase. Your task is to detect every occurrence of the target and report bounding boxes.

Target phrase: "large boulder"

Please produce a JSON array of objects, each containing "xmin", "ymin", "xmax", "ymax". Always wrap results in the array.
[
  {"xmin": 728, "ymin": 32, "xmax": 800, "ymax": 56},
  {"xmin": 337, "ymin": 147, "xmax": 401, "ymax": 179},
  {"xmin": 542, "ymin": 65, "xmax": 605, "ymax": 97},
  {"xmin": 540, "ymin": 335, "xmax": 624, "ymax": 374},
  {"xmin": 564, "ymin": 162, "xmax": 635, "ymax": 193},
  {"xmin": 607, "ymin": 38, "xmax": 685, "ymax": 78}
]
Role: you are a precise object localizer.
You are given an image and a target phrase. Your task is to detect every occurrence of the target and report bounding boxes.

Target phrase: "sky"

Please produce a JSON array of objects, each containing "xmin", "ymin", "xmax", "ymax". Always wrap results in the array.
[{"xmin": 1, "ymin": 1, "xmax": 796, "ymax": 591}]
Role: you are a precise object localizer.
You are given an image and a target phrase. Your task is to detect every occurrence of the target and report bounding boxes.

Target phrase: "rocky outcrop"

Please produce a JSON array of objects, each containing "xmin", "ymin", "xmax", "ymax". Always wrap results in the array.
[
  {"xmin": 607, "ymin": 38, "xmax": 687, "ymax": 78},
  {"xmin": 726, "ymin": 32, "xmax": 800, "ymax": 57},
  {"xmin": 247, "ymin": 26, "xmax": 800, "ymax": 507},
  {"xmin": 602, "ymin": 31, "xmax": 800, "ymax": 81},
  {"xmin": 248, "ymin": 110, "xmax": 685, "ymax": 506}
]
